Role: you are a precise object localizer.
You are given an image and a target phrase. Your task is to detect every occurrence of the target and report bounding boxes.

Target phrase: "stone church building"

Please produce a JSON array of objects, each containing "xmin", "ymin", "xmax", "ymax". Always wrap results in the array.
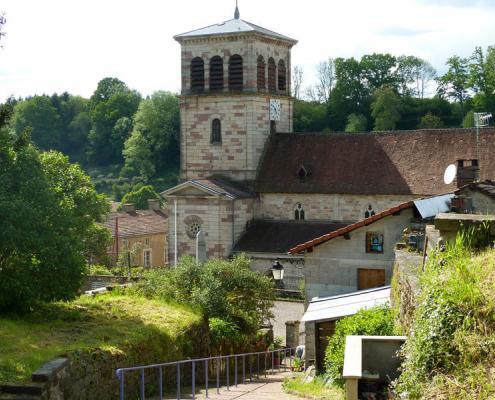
[{"xmin": 163, "ymin": 7, "xmax": 495, "ymax": 291}]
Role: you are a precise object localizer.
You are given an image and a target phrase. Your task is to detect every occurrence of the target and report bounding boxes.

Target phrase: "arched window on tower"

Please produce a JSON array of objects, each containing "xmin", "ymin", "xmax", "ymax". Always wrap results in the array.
[
  {"xmin": 278, "ymin": 60, "xmax": 286, "ymax": 92},
  {"xmin": 268, "ymin": 58, "xmax": 276, "ymax": 93},
  {"xmin": 257, "ymin": 55, "xmax": 266, "ymax": 91},
  {"xmin": 191, "ymin": 57, "xmax": 205, "ymax": 93},
  {"xmin": 229, "ymin": 55, "xmax": 243, "ymax": 91},
  {"xmin": 211, "ymin": 118, "xmax": 222, "ymax": 144},
  {"xmin": 294, "ymin": 203, "xmax": 305, "ymax": 220},
  {"xmin": 210, "ymin": 56, "xmax": 224, "ymax": 91}
]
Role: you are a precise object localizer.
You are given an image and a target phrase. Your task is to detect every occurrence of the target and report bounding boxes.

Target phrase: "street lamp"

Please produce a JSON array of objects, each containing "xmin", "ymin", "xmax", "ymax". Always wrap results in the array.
[{"xmin": 272, "ymin": 260, "xmax": 285, "ymax": 282}]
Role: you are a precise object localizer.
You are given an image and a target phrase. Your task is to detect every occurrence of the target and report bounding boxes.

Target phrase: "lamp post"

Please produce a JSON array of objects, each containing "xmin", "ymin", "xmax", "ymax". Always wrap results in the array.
[{"xmin": 272, "ymin": 260, "xmax": 285, "ymax": 289}]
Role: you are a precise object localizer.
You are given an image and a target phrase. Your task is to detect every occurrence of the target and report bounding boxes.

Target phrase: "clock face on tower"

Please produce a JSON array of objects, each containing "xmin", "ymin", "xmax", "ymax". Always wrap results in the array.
[{"xmin": 269, "ymin": 99, "xmax": 281, "ymax": 121}]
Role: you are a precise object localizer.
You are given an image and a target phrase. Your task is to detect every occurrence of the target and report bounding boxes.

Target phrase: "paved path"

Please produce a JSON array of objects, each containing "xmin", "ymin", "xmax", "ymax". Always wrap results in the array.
[{"xmin": 156, "ymin": 371, "xmax": 304, "ymax": 400}]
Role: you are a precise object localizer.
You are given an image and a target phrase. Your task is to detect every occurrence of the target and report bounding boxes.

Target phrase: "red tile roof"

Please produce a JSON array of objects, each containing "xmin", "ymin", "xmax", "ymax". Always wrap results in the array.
[
  {"xmin": 256, "ymin": 128, "xmax": 495, "ymax": 195},
  {"xmin": 288, "ymin": 201, "xmax": 414, "ymax": 254},
  {"xmin": 101, "ymin": 210, "xmax": 167, "ymax": 238}
]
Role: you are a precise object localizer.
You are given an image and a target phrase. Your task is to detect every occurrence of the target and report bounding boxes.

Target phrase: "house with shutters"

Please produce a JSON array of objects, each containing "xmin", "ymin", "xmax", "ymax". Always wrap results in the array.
[{"xmin": 162, "ymin": 6, "xmax": 495, "ymax": 292}]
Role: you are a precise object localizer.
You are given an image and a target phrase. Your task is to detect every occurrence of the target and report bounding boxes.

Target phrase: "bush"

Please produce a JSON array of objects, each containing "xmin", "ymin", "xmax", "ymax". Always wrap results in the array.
[
  {"xmin": 324, "ymin": 306, "xmax": 394, "ymax": 387},
  {"xmin": 131, "ymin": 255, "xmax": 275, "ymax": 336},
  {"xmin": 395, "ymin": 233, "xmax": 495, "ymax": 399}
]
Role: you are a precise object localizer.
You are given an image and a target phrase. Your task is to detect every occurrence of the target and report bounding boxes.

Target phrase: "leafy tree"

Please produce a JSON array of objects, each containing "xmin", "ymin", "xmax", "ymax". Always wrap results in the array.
[
  {"xmin": 120, "ymin": 185, "xmax": 162, "ymax": 210},
  {"xmin": 293, "ymin": 100, "xmax": 329, "ymax": 132},
  {"xmin": 0, "ymin": 12, "xmax": 5, "ymax": 45},
  {"xmin": 396, "ymin": 56, "xmax": 436, "ymax": 102},
  {"xmin": 438, "ymin": 55, "xmax": 471, "ymax": 118},
  {"xmin": 0, "ymin": 126, "xmax": 109, "ymax": 310},
  {"xmin": 469, "ymin": 46, "xmax": 495, "ymax": 114},
  {"xmin": 419, "ymin": 112, "xmax": 444, "ymax": 129},
  {"xmin": 371, "ymin": 86, "xmax": 402, "ymax": 131},
  {"xmin": 11, "ymin": 96, "xmax": 60, "ymax": 150},
  {"xmin": 122, "ymin": 91, "xmax": 179, "ymax": 178},
  {"xmin": 462, "ymin": 110, "xmax": 475, "ymax": 128},
  {"xmin": 345, "ymin": 113, "xmax": 367, "ymax": 132},
  {"xmin": 87, "ymin": 78, "xmax": 141, "ymax": 165},
  {"xmin": 292, "ymin": 65, "xmax": 304, "ymax": 99},
  {"xmin": 360, "ymin": 53, "xmax": 398, "ymax": 92}
]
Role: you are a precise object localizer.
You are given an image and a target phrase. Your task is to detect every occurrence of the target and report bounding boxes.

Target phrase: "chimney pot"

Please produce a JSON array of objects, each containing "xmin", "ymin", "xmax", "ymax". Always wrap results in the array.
[
  {"xmin": 456, "ymin": 159, "xmax": 480, "ymax": 188},
  {"xmin": 122, "ymin": 203, "xmax": 136, "ymax": 212},
  {"xmin": 148, "ymin": 199, "xmax": 161, "ymax": 211}
]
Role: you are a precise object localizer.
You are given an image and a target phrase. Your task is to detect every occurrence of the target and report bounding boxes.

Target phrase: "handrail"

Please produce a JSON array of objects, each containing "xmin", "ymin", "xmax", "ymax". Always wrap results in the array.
[{"xmin": 116, "ymin": 347, "xmax": 295, "ymax": 400}]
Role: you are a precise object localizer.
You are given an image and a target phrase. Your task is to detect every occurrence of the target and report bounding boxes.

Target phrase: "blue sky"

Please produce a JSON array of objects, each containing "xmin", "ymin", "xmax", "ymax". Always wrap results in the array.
[{"xmin": 0, "ymin": 0, "xmax": 494, "ymax": 101}]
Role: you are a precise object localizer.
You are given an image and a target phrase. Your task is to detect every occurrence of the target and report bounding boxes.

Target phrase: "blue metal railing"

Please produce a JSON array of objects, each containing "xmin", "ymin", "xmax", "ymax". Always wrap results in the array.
[{"xmin": 116, "ymin": 348, "xmax": 295, "ymax": 400}]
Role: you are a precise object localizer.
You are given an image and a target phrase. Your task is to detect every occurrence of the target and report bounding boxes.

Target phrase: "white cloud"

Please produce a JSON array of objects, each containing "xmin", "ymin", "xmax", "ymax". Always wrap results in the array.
[{"xmin": 0, "ymin": 0, "xmax": 494, "ymax": 101}]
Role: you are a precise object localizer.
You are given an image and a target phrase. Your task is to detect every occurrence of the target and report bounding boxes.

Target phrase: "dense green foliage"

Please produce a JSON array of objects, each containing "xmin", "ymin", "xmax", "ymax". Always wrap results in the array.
[
  {"xmin": 120, "ymin": 184, "xmax": 162, "ymax": 210},
  {"xmin": 395, "ymin": 234, "xmax": 495, "ymax": 399},
  {"xmin": 131, "ymin": 255, "xmax": 275, "ymax": 338},
  {"xmin": 295, "ymin": 46, "xmax": 495, "ymax": 133},
  {"xmin": 324, "ymin": 306, "xmax": 395, "ymax": 387},
  {"xmin": 6, "ymin": 79, "xmax": 180, "ymax": 198},
  {"xmin": 0, "ymin": 106, "xmax": 109, "ymax": 310}
]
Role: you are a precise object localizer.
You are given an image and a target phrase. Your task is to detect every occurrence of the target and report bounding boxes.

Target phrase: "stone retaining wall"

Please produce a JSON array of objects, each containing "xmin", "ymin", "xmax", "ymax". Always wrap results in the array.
[{"xmin": 0, "ymin": 320, "xmax": 209, "ymax": 400}]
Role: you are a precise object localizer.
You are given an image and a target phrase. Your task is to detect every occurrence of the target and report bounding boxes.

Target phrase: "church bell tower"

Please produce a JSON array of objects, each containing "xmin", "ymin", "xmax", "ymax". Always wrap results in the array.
[{"xmin": 174, "ymin": 6, "xmax": 297, "ymax": 183}]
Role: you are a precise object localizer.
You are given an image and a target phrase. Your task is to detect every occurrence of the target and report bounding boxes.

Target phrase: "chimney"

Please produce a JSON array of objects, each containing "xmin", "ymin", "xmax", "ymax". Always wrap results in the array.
[
  {"xmin": 148, "ymin": 199, "xmax": 161, "ymax": 211},
  {"xmin": 456, "ymin": 159, "xmax": 479, "ymax": 188},
  {"xmin": 122, "ymin": 203, "xmax": 136, "ymax": 213}
]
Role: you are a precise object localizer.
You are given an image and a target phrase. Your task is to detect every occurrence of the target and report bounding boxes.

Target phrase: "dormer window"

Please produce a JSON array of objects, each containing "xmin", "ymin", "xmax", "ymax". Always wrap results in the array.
[
  {"xmin": 211, "ymin": 118, "xmax": 222, "ymax": 144},
  {"xmin": 294, "ymin": 203, "xmax": 305, "ymax": 220},
  {"xmin": 297, "ymin": 165, "xmax": 308, "ymax": 182}
]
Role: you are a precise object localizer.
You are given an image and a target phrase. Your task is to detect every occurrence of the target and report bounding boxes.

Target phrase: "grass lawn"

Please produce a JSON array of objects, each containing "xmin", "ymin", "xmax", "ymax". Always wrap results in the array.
[
  {"xmin": 0, "ymin": 292, "xmax": 201, "ymax": 383},
  {"xmin": 283, "ymin": 374, "xmax": 344, "ymax": 400}
]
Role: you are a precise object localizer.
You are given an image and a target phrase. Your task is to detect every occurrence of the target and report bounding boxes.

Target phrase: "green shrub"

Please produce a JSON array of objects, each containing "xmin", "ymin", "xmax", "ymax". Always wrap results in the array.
[
  {"xmin": 131, "ymin": 255, "xmax": 275, "ymax": 337},
  {"xmin": 324, "ymin": 306, "xmax": 394, "ymax": 387},
  {"xmin": 395, "ymin": 234, "xmax": 495, "ymax": 398}
]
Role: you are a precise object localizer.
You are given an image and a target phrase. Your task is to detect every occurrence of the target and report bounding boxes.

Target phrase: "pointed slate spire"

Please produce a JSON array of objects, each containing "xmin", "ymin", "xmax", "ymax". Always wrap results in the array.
[{"xmin": 234, "ymin": 0, "xmax": 240, "ymax": 19}]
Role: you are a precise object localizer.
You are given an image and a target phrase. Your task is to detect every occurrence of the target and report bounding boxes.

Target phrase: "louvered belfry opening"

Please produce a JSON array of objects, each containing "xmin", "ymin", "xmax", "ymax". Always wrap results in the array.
[
  {"xmin": 268, "ymin": 58, "xmax": 277, "ymax": 93},
  {"xmin": 257, "ymin": 55, "xmax": 266, "ymax": 91},
  {"xmin": 211, "ymin": 118, "xmax": 222, "ymax": 144},
  {"xmin": 278, "ymin": 60, "xmax": 286, "ymax": 92},
  {"xmin": 229, "ymin": 55, "xmax": 244, "ymax": 91},
  {"xmin": 191, "ymin": 57, "xmax": 205, "ymax": 93},
  {"xmin": 210, "ymin": 56, "xmax": 224, "ymax": 91}
]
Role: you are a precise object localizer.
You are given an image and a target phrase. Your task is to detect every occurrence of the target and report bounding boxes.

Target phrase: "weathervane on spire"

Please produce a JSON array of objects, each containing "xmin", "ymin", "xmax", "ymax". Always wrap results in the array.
[{"xmin": 234, "ymin": 0, "xmax": 240, "ymax": 19}]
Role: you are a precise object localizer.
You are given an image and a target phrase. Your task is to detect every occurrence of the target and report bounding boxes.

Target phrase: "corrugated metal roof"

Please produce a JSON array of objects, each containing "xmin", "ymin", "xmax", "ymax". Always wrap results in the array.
[
  {"xmin": 414, "ymin": 193, "xmax": 454, "ymax": 219},
  {"xmin": 174, "ymin": 18, "xmax": 297, "ymax": 43},
  {"xmin": 301, "ymin": 286, "xmax": 391, "ymax": 322}
]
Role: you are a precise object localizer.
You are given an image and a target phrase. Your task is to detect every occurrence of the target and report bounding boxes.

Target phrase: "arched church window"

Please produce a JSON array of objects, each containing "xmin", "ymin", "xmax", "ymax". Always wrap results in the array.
[
  {"xmin": 210, "ymin": 56, "xmax": 224, "ymax": 91},
  {"xmin": 191, "ymin": 57, "xmax": 205, "ymax": 93},
  {"xmin": 211, "ymin": 118, "xmax": 222, "ymax": 144},
  {"xmin": 294, "ymin": 203, "xmax": 305, "ymax": 220},
  {"xmin": 257, "ymin": 55, "xmax": 266, "ymax": 91},
  {"xmin": 365, "ymin": 204, "xmax": 376, "ymax": 219},
  {"xmin": 229, "ymin": 55, "xmax": 243, "ymax": 91},
  {"xmin": 268, "ymin": 58, "xmax": 276, "ymax": 93},
  {"xmin": 278, "ymin": 60, "xmax": 286, "ymax": 92}
]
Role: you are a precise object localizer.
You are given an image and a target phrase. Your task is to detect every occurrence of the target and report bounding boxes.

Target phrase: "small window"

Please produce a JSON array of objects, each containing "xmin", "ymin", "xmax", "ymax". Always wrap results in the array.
[
  {"xmin": 229, "ymin": 55, "xmax": 243, "ymax": 91},
  {"xmin": 294, "ymin": 203, "xmax": 305, "ymax": 220},
  {"xmin": 143, "ymin": 249, "xmax": 152, "ymax": 267},
  {"xmin": 122, "ymin": 239, "xmax": 129, "ymax": 250},
  {"xmin": 210, "ymin": 56, "xmax": 224, "ymax": 91},
  {"xmin": 366, "ymin": 232, "xmax": 384, "ymax": 254},
  {"xmin": 211, "ymin": 118, "xmax": 222, "ymax": 144},
  {"xmin": 144, "ymin": 237, "xmax": 150, "ymax": 247},
  {"xmin": 268, "ymin": 58, "xmax": 276, "ymax": 93},
  {"xmin": 191, "ymin": 57, "xmax": 205, "ymax": 93},
  {"xmin": 297, "ymin": 165, "xmax": 308, "ymax": 182},
  {"xmin": 365, "ymin": 205, "xmax": 376, "ymax": 219},
  {"xmin": 270, "ymin": 120, "xmax": 277, "ymax": 134},
  {"xmin": 278, "ymin": 60, "xmax": 286, "ymax": 92},
  {"xmin": 257, "ymin": 55, "xmax": 266, "ymax": 91}
]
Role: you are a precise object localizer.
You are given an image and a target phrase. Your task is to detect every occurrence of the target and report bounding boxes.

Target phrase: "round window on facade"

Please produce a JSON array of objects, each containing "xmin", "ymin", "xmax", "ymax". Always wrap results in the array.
[{"xmin": 184, "ymin": 215, "xmax": 204, "ymax": 239}]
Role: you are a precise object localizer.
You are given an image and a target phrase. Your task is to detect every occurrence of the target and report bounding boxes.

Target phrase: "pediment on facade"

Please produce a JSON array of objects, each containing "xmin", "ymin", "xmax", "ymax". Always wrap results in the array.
[{"xmin": 161, "ymin": 181, "xmax": 223, "ymax": 198}]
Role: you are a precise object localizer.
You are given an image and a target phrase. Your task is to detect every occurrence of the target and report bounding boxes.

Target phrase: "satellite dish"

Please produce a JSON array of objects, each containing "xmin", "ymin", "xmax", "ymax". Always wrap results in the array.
[{"xmin": 444, "ymin": 164, "xmax": 457, "ymax": 185}]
